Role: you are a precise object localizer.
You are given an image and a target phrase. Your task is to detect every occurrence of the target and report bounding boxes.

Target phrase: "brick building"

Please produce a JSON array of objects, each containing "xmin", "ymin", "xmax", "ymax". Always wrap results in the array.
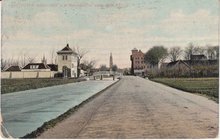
[{"xmin": 130, "ymin": 48, "xmax": 147, "ymax": 76}]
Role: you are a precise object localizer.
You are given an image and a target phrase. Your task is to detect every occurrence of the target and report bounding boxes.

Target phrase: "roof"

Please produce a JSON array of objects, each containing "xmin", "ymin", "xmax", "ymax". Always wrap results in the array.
[
  {"xmin": 190, "ymin": 54, "xmax": 207, "ymax": 60},
  {"xmin": 23, "ymin": 63, "xmax": 50, "ymax": 69},
  {"xmin": 47, "ymin": 64, "xmax": 58, "ymax": 71},
  {"xmin": 167, "ymin": 60, "xmax": 190, "ymax": 68},
  {"xmin": 61, "ymin": 44, "xmax": 72, "ymax": 51},
  {"xmin": 186, "ymin": 59, "xmax": 218, "ymax": 65},
  {"xmin": 57, "ymin": 44, "xmax": 78, "ymax": 55},
  {"xmin": 167, "ymin": 59, "xmax": 218, "ymax": 68},
  {"xmin": 5, "ymin": 66, "xmax": 21, "ymax": 71}
]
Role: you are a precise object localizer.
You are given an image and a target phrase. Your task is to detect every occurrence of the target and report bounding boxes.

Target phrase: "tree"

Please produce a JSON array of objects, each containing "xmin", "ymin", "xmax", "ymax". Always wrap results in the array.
[
  {"xmin": 99, "ymin": 65, "xmax": 108, "ymax": 71},
  {"xmin": 72, "ymin": 46, "xmax": 89, "ymax": 78},
  {"xmin": 1, "ymin": 58, "xmax": 7, "ymax": 71},
  {"xmin": 184, "ymin": 43, "xmax": 195, "ymax": 60},
  {"xmin": 144, "ymin": 46, "xmax": 168, "ymax": 67},
  {"xmin": 195, "ymin": 46, "xmax": 205, "ymax": 54},
  {"xmin": 213, "ymin": 46, "xmax": 219, "ymax": 59},
  {"xmin": 206, "ymin": 45, "xmax": 219, "ymax": 60},
  {"xmin": 27, "ymin": 56, "xmax": 36, "ymax": 63},
  {"xmin": 184, "ymin": 43, "xmax": 206, "ymax": 60},
  {"xmin": 112, "ymin": 64, "xmax": 118, "ymax": 72},
  {"xmin": 169, "ymin": 47, "xmax": 182, "ymax": 62},
  {"xmin": 81, "ymin": 59, "xmax": 97, "ymax": 75}
]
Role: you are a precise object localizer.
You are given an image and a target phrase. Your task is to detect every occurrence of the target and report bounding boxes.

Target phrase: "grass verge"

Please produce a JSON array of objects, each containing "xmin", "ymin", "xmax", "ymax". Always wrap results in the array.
[
  {"xmin": 1, "ymin": 78, "xmax": 86, "ymax": 94},
  {"xmin": 151, "ymin": 77, "xmax": 219, "ymax": 103},
  {"xmin": 21, "ymin": 79, "xmax": 120, "ymax": 138}
]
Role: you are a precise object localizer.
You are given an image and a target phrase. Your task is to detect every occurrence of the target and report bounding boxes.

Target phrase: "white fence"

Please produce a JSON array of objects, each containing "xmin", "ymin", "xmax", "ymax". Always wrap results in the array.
[{"xmin": 1, "ymin": 71, "xmax": 56, "ymax": 79}]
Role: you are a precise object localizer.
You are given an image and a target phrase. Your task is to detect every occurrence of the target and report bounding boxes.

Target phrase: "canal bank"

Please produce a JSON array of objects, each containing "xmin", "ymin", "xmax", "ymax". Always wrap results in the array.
[{"xmin": 1, "ymin": 79, "xmax": 119, "ymax": 138}]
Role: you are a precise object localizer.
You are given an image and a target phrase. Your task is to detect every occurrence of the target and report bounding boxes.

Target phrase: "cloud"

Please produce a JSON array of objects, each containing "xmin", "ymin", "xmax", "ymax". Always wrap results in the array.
[{"xmin": 160, "ymin": 9, "xmax": 218, "ymax": 37}]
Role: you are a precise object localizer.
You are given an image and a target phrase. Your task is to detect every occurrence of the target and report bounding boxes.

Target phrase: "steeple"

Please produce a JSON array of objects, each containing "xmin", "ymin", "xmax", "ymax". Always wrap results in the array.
[{"xmin": 109, "ymin": 52, "xmax": 113, "ymax": 71}]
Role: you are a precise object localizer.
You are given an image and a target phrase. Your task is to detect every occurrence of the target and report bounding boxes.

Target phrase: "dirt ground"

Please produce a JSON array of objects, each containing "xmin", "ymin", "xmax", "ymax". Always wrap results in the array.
[{"xmin": 38, "ymin": 76, "xmax": 219, "ymax": 139}]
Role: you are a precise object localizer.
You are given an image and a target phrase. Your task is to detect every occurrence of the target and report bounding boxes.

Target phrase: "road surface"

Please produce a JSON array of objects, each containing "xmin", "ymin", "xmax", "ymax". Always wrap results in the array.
[
  {"xmin": 1, "ymin": 79, "xmax": 117, "ymax": 138},
  {"xmin": 39, "ymin": 76, "xmax": 218, "ymax": 139}
]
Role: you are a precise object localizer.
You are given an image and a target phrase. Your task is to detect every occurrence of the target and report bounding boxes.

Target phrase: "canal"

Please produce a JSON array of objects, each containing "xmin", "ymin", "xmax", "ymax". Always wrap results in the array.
[{"xmin": 1, "ymin": 79, "xmax": 117, "ymax": 138}]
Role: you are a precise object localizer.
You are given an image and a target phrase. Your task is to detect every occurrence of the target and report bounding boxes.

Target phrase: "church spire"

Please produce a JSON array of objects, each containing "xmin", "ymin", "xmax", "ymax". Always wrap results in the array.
[{"xmin": 110, "ymin": 52, "xmax": 113, "ymax": 71}]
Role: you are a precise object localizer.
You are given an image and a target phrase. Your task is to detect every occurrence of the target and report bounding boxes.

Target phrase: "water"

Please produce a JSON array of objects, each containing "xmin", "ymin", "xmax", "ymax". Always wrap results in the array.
[{"xmin": 1, "ymin": 80, "xmax": 116, "ymax": 138}]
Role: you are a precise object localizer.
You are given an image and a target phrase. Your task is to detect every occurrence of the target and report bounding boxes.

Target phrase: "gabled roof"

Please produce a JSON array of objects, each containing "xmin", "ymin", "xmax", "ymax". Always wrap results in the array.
[
  {"xmin": 5, "ymin": 66, "xmax": 21, "ymax": 71},
  {"xmin": 167, "ymin": 60, "xmax": 190, "ymax": 68},
  {"xmin": 47, "ymin": 64, "xmax": 58, "ymax": 71},
  {"xmin": 61, "ymin": 44, "xmax": 72, "ymax": 51},
  {"xmin": 23, "ymin": 63, "xmax": 50, "ymax": 69},
  {"xmin": 57, "ymin": 44, "xmax": 78, "ymax": 55}
]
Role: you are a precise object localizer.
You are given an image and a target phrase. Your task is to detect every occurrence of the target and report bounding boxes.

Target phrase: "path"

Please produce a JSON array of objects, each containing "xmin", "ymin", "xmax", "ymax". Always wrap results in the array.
[{"xmin": 38, "ymin": 76, "xmax": 218, "ymax": 139}]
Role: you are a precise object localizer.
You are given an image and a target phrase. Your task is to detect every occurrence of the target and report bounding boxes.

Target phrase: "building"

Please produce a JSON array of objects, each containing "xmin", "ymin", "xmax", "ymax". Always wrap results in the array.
[
  {"xmin": 57, "ymin": 44, "xmax": 78, "ymax": 78},
  {"xmin": 163, "ymin": 60, "xmax": 191, "ymax": 77},
  {"xmin": 130, "ymin": 48, "xmax": 147, "ymax": 76},
  {"xmin": 1, "ymin": 44, "xmax": 78, "ymax": 79},
  {"xmin": 160, "ymin": 54, "xmax": 218, "ymax": 77}
]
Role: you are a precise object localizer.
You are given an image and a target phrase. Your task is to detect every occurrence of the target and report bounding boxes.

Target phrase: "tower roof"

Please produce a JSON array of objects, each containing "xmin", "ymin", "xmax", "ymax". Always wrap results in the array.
[
  {"xmin": 57, "ymin": 44, "xmax": 77, "ymax": 55},
  {"xmin": 61, "ymin": 44, "xmax": 72, "ymax": 51}
]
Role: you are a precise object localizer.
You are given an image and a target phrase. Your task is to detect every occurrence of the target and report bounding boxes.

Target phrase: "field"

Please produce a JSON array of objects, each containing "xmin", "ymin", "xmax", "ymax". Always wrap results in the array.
[
  {"xmin": 1, "ymin": 78, "xmax": 86, "ymax": 94},
  {"xmin": 151, "ymin": 78, "xmax": 219, "ymax": 102}
]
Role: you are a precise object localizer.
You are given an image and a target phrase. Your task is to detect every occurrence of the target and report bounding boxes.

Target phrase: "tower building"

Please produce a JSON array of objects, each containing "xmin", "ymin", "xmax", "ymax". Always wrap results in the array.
[{"xmin": 57, "ymin": 44, "xmax": 78, "ymax": 78}]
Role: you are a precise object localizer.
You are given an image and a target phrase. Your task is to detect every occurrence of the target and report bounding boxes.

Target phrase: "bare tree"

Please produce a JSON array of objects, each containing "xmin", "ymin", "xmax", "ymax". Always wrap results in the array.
[
  {"xmin": 213, "ymin": 46, "xmax": 219, "ymax": 59},
  {"xmin": 27, "ymin": 56, "xmax": 36, "ymax": 63},
  {"xmin": 195, "ymin": 46, "xmax": 205, "ymax": 54},
  {"xmin": 169, "ymin": 47, "xmax": 182, "ymax": 62},
  {"xmin": 80, "ymin": 59, "xmax": 97, "ymax": 76},
  {"xmin": 1, "ymin": 58, "xmax": 7, "ymax": 71},
  {"xmin": 184, "ymin": 43, "xmax": 201, "ymax": 60},
  {"xmin": 206, "ymin": 45, "xmax": 219, "ymax": 59},
  {"xmin": 49, "ymin": 48, "xmax": 56, "ymax": 64},
  {"xmin": 72, "ymin": 46, "xmax": 89, "ymax": 77}
]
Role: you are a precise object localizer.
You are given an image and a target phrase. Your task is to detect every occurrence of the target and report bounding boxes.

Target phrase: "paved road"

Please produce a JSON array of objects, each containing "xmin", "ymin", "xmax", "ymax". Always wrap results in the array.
[
  {"xmin": 1, "ymin": 79, "xmax": 116, "ymax": 138},
  {"xmin": 39, "ymin": 76, "xmax": 218, "ymax": 139}
]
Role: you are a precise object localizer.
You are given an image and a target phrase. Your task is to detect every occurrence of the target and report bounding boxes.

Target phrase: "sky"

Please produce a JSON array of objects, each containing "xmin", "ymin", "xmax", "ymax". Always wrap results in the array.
[{"xmin": 2, "ymin": 0, "xmax": 219, "ymax": 68}]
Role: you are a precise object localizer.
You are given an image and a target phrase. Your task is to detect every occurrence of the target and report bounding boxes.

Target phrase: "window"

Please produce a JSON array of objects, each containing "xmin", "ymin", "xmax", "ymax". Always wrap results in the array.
[
  {"xmin": 30, "ymin": 65, "xmax": 39, "ymax": 69},
  {"xmin": 63, "ymin": 55, "xmax": 68, "ymax": 60}
]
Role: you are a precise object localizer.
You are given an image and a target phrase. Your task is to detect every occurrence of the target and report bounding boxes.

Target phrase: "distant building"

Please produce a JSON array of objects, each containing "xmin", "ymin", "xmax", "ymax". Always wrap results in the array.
[
  {"xmin": 190, "ymin": 54, "xmax": 207, "ymax": 60},
  {"xmin": 57, "ymin": 44, "xmax": 78, "ymax": 78},
  {"xmin": 130, "ymin": 48, "xmax": 148, "ymax": 76},
  {"xmin": 160, "ymin": 54, "xmax": 218, "ymax": 77}
]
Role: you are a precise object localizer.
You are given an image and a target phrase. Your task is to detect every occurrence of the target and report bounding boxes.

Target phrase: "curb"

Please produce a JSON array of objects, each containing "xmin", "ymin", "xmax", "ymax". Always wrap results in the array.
[{"xmin": 22, "ymin": 79, "xmax": 121, "ymax": 138}]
